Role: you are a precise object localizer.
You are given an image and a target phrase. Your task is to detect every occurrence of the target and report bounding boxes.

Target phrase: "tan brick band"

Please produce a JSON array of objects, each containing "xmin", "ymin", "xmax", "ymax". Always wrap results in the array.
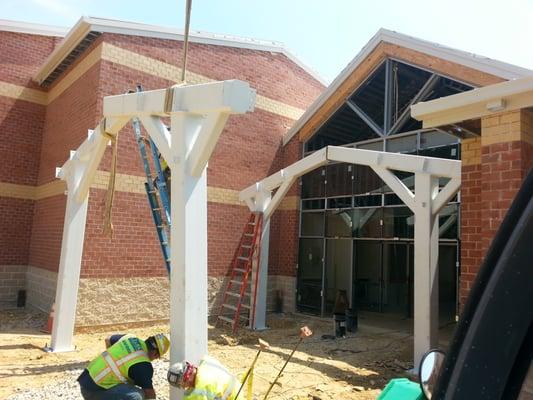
[
  {"xmin": 0, "ymin": 174, "xmax": 300, "ymax": 210},
  {"xmin": 461, "ymin": 137, "xmax": 481, "ymax": 166},
  {"xmin": 0, "ymin": 43, "xmax": 304, "ymax": 120},
  {"xmin": 100, "ymin": 43, "xmax": 304, "ymax": 120},
  {"xmin": 0, "ymin": 81, "xmax": 47, "ymax": 105},
  {"xmin": 481, "ymin": 110, "xmax": 533, "ymax": 147}
]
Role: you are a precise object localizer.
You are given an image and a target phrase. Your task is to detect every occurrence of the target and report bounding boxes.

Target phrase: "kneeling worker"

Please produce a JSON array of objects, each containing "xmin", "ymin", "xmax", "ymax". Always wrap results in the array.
[
  {"xmin": 168, "ymin": 356, "xmax": 239, "ymax": 400},
  {"xmin": 78, "ymin": 332, "xmax": 170, "ymax": 400}
]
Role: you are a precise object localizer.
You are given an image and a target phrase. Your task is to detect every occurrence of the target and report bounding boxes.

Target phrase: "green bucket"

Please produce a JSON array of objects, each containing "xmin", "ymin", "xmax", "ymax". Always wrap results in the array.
[{"xmin": 377, "ymin": 378, "xmax": 424, "ymax": 400}]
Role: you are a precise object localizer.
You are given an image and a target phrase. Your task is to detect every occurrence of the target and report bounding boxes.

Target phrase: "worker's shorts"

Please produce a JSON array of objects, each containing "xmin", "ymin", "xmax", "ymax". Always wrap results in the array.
[{"xmin": 79, "ymin": 383, "xmax": 145, "ymax": 400}]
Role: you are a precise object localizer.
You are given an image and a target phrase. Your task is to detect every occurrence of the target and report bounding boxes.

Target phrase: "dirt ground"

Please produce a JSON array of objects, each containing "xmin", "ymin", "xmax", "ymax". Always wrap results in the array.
[{"xmin": 0, "ymin": 308, "xmax": 418, "ymax": 399}]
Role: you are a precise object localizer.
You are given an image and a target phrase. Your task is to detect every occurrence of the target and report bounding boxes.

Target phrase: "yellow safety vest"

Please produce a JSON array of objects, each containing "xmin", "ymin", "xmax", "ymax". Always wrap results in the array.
[
  {"xmin": 87, "ymin": 334, "xmax": 151, "ymax": 389},
  {"xmin": 184, "ymin": 356, "xmax": 238, "ymax": 400}
]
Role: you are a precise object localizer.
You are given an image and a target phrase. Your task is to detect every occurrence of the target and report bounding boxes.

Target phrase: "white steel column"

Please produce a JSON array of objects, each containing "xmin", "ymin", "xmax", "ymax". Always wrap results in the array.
[
  {"xmin": 253, "ymin": 218, "xmax": 271, "ymax": 330},
  {"xmin": 168, "ymin": 113, "xmax": 208, "ymax": 400},
  {"xmin": 413, "ymin": 173, "xmax": 440, "ymax": 368},
  {"xmin": 50, "ymin": 181, "xmax": 89, "ymax": 352},
  {"xmin": 50, "ymin": 118, "xmax": 128, "ymax": 352}
]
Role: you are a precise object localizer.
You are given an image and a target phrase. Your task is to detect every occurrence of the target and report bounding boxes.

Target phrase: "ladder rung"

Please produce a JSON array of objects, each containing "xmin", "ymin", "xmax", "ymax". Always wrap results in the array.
[
  {"xmin": 218, "ymin": 316, "xmax": 234, "ymax": 324},
  {"xmin": 241, "ymin": 304, "xmax": 250, "ymax": 309},
  {"xmin": 238, "ymin": 256, "xmax": 249, "ymax": 261},
  {"xmin": 235, "ymin": 268, "xmax": 247, "ymax": 274},
  {"xmin": 226, "ymin": 292, "xmax": 240, "ymax": 298},
  {"xmin": 222, "ymin": 304, "xmax": 237, "ymax": 311},
  {"xmin": 242, "ymin": 245, "xmax": 252, "ymax": 249},
  {"xmin": 248, "ymin": 222, "xmax": 256, "ymax": 226},
  {"xmin": 244, "ymin": 233, "xmax": 253, "ymax": 237},
  {"xmin": 230, "ymin": 280, "xmax": 242, "ymax": 285}
]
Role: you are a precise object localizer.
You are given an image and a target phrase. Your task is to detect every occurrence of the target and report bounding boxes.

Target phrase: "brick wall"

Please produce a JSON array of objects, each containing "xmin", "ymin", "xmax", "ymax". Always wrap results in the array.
[
  {"xmin": 459, "ymin": 110, "xmax": 533, "ymax": 305},
  {"xmin": 0, "ymin": 30, "xmax": 57, "ymax": 305},
  {"xmin": 9, "ymin": 30, "xmax": 323, "ymax": 325}
]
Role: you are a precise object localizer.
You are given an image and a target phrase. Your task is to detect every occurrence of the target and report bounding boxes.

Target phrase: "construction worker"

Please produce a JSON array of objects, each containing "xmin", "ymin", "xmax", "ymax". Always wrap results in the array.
[
  {"xmin": 77, "ymin": 332, "xmax": 170, "ymax": 400},
  {"xmin": 167, "ymin": 356, "xmax": 239, "ymax": 400}
]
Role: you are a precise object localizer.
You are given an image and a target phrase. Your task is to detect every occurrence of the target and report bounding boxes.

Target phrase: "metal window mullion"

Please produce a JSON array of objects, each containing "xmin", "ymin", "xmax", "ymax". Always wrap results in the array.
[
  {"xmin": 346, "ymin": 99, "xmax": 384, "ymax": 137},
  {"xmin": 383, "ymin": 59, "xmax": 393, "ymax": 135}
]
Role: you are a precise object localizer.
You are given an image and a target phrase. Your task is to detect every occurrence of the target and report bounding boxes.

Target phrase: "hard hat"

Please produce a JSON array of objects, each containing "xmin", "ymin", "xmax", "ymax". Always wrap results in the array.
[
  {"xmin": 167, "ymin": 361, "xmax": 195, "ymax": 388},
  {"xmin": 154, "ymin": 333, "xmax": 170, "ymax": 357}
]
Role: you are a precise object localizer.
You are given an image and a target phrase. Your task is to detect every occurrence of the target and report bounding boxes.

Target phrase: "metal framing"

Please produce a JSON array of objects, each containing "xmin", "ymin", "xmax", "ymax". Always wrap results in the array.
[{"xmin": 240, "ymin": 145, "xmax": 461, "ymax": 369}]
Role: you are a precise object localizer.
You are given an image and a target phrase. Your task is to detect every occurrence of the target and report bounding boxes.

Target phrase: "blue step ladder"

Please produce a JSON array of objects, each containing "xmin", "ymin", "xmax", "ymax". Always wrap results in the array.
[{"xmin": 131, "ymin": 86, "xmax": 172, "ymax": 275}]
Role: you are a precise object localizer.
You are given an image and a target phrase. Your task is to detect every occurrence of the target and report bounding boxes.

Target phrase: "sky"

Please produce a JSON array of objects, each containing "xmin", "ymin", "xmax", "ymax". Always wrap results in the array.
[{"xmin": 2, "ymin": 0, "xmax": 533, "ymax": 83}]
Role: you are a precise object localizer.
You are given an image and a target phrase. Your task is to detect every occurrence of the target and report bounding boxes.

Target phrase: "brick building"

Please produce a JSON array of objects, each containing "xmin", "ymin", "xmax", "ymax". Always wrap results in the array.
[
  {"xmin": 0, "ymin": 17, "xmax": 324, "ymax": 328},
  {"xmin": 1, "ymin": 18, "xmax": 531, "ymax": 331}
]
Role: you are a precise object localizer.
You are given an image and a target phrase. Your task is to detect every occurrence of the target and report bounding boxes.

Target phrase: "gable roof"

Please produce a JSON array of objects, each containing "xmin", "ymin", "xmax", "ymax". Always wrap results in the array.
[
  {"xmin": 283, "ymin": 28, "xmax": 533, "ymax": 145},
  {"xmin": 0, "ymin": 17, "xmax": 325, "ymax": 87}
]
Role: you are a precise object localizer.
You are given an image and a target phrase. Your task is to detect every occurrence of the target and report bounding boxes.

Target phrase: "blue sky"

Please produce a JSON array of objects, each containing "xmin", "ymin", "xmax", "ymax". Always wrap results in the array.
[{"xmin": 3, "ymin": 0, "xmax": 533, "ymax": 83}]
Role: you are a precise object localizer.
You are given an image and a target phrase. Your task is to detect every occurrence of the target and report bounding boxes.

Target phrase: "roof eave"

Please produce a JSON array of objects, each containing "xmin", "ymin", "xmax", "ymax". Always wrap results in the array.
[
  {"xmin": 33, "ymin": 16, "xmax": 326, "ymax": 86},
  {"xmin": 33, "ymin": 17, "xmax": 93, "ymax": 85},
  {"xmin": 411, "ymin": 75, "xmax": 533, "ymax": 128},
  {"xmin": 282, "ymin": 28, "xmax": 533, "ymax": 146}
]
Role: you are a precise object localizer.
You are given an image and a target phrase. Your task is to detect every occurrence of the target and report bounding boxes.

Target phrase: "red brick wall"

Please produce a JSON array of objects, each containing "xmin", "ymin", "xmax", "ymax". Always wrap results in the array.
[
  {"xmin": 24, "ymin": 32, "xmax": 323, "ymax": 282},
  {"xmin": 28, "ymin": 195, "xmax": 66, "ymax": 271},
  {"xmin": 459, "ymin": 163, "xmax": 481, "ymax": 306},
  {"xmin": 29, "ymin": 43, "xmax": 104, "ymax": 271},
  {"xmin": 0, "ymin": 197, "xmax": 34, "ymax": 265},
  {"xmin": 0, "ymin": 31, "xmax": 56, "ymax": 89},
  {"xmin": 103, "ymin": 34, "xmax": 324, "ymax": 110},
  {"xmin": 0, "ymin": 30, "xmax": 57, "ymax": 276},
  {"xmin": 460, "ymin": 110, "xmax": 533, "ymax": 306}
]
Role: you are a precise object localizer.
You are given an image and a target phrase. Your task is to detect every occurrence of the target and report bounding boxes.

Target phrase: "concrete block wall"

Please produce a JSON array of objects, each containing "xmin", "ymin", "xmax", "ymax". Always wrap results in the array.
[{"xmin": 26, "ymin": 266, "xmax": 57, "ymax": 312}]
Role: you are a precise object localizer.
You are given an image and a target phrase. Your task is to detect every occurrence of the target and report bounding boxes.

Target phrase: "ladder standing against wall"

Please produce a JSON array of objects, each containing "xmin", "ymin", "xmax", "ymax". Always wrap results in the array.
[
  {"xmin": 131, "ymin": 86, "xmax": 172, "ymax": 275},
  {"xmin": 217, "ymin": 213, "xmax": 263, "ymax": 333}
]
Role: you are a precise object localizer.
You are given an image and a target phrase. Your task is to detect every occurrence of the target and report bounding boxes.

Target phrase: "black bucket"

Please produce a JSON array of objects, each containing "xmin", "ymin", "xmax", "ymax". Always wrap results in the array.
[
  {"xmin": 345, "ymin": 308, "xmax": 358, "ymax": 333},
  {"xmin": 333, "ymin": 313, "xmax": 346, "ymax": 337}
]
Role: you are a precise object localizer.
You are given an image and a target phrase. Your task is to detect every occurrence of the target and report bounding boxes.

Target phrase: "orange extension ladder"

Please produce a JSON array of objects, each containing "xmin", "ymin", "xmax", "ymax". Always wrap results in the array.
[{"xmin": 216, "ymin": 213, "xmax": 263, "ymax": 333}]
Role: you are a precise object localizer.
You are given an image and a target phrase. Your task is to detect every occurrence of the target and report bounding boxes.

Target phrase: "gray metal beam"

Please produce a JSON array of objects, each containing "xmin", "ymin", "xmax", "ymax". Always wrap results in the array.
[
  {"xmin": 346, "ymin": 99, "xmax": 384, "ymax": 137},
  {"xmin": 383, "ymin": 59, "xmax": 394, "ymax": 134},
  {"xmin": 390, "ymin": 74, "xmax": 440, "ymax": 135}
]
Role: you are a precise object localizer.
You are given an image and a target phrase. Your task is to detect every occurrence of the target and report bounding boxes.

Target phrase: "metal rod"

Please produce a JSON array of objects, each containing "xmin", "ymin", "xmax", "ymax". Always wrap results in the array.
[
  {"xmin": 262, "ymin": 327, "xmax": 312, "ymax": 400},
  {"xmin": 181, "ymin": 0, "xmax": 193, "ymax": 83},
  {"xmin": 236, "ymin": 339, "xmax": 269, "ymax": 399}
]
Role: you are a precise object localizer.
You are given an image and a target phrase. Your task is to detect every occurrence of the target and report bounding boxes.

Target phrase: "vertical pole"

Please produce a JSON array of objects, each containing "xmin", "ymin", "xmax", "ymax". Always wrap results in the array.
[
  {"xmin": 169, "ymin": 114, "xmax": 208, "ymax": 400},
  {"xmin": 383, "ymin": 59, "xmax": 393, "ymax": 135},
  {"xmin": 252, "ymin": 218, "xmax": 270, "ymax": 330},
  {"xmin": 413, "ymin": 173, "xmax": 440, "ymax": 369},
  {"xmin": 50, "ymin": 178, "xmax": 89, "ymax": 352}
]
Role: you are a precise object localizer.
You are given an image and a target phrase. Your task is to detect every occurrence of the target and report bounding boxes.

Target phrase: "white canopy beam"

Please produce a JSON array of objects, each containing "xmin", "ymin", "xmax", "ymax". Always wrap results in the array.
[
  {"xmin": 240, "ymin": 145, "xmax": 461, "ymax": 369},
  {"xmin": 51, "ymin": 80, "xmax": 256, "ymax": 400}
]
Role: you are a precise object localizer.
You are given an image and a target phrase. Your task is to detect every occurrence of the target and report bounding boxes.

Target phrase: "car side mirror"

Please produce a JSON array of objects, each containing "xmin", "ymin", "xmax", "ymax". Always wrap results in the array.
[{"xmin": 419, "ymin": 349, "xmax": 446, "ymax": 399}]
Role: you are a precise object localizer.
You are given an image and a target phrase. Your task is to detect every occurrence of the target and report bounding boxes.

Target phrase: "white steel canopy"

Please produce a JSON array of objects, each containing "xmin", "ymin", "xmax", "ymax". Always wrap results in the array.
[
  {"xmin": 240, "ymin": 145, "xmax": 461, "ymax": 369},
  {"xmin": 51, "ymin": 80, "xmax": 256, "ymax": 399}
]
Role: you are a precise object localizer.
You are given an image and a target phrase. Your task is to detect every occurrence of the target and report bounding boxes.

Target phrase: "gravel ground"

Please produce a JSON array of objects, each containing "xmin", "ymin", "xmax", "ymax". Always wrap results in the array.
[{"xmin": 7, "ymin": 358, "xmax": 173, "ymax": 400}]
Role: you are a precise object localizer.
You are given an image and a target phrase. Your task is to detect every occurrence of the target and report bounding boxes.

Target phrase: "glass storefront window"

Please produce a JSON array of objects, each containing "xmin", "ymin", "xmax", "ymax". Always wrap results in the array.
[
  {"xmin": 353, "ymin": 164, "xmax": 382, "ymax": 194},
  {"xmin": 352, "ymin": 208, "xmax": 382, "ymax": 238},
  {"xmin": 297, "ymin": 238, "xmax": 324, "ymax": 313},
  {"xmin": 301, "ymin": 212, "xmax": 324, "ymax": 237},
  {"xmin": 326, "ymin": 210, "xmax": 352, "ymax": 237},
  {"xmin": 301, "ymin": 198, "xmax": 325, "ymax": 210},
  {"xmin": 383, "ymin": 207, "xmax": 414, "ymax": 239}
]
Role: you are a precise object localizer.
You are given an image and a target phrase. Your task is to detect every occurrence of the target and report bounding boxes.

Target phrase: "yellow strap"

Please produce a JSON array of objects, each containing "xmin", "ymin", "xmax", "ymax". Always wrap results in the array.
[
  {"xmin": 246, "ymin": 367, "xmax": 253, "ymax": 400},
  {"xmin": 103, "ymin": 131, "xmax": 118, "ymax": 236}
]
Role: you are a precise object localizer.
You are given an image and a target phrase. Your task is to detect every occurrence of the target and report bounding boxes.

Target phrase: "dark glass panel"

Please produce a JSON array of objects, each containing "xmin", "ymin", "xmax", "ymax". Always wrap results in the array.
[
  {"xmin": 297, "ymin": 238, "xmax": 324, "ymax": 313},
  {"xmin": 382, "ymin": 206, "xmax": 414, "ymax": 238},
  {"xmin": 325, "ymin": 239, "xmax": 352, "ymax": 313},
  {"xmin": 301, "ymin": 212, "xmax": 324, "ymax": 237},
  {"xmin": 326, "ymin": 163, "xmax": 353, "ymax": 197},
  {"xmin": 301, "ymin": 167, "xmax": 325, "ymax": 199},
  {"xmin": 326, "ymin": 210, "xmax": 352, "ymax": 238},
  {"xmin": 352, "ymin": 208, "xmax": 382, "ymax": 238},
  {"xmin": 301, "ymin": 199, "xmax": 325, "ymax": 210},
  {"xmin": 353, "ymin": 241, "xmax": 382, "ymax": 311},
  {"xmin": 350, "ymin": 63, "xmax": 386, "ymax": 129}
]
